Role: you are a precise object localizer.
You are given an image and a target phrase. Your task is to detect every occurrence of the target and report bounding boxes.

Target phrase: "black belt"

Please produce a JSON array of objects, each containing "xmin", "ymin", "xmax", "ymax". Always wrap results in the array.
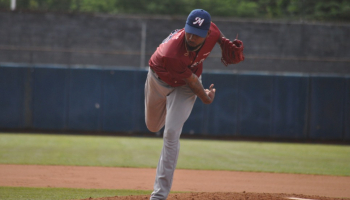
[{"xmin": 151, "ymin": 68, "xmax": 161, "ymax": 80}]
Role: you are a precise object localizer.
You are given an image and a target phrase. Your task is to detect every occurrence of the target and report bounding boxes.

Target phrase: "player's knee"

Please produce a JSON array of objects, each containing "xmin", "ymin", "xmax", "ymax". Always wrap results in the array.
[
  {"xmin": 145, "ymin": 117, "xmax": 165, "ymax": 133},
  {"xmin": 146, "ymin": 124, "xmax": 162, "ymax": 133},
  {"xmin": 163, "ymin": 128, "xmax": 181, "ymax": 141}
]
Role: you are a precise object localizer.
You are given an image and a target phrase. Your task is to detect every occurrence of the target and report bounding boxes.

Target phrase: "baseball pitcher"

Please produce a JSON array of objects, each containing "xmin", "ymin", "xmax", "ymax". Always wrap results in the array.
[{"xmin": 144, "ymin": 9, "xmax": 244, "ymax": 200}]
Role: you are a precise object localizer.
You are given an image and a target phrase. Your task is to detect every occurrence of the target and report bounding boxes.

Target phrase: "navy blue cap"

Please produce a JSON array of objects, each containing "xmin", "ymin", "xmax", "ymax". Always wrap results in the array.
[{"xmin": 185, "ymin": 9, "xmax": 211, "ymax": 38}]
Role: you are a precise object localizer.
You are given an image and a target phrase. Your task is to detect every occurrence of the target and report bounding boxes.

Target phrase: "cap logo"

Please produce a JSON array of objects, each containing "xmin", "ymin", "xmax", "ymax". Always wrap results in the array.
[{"xmin": 193, "ymin": 17, "xmax": 204, "ymax": 26}]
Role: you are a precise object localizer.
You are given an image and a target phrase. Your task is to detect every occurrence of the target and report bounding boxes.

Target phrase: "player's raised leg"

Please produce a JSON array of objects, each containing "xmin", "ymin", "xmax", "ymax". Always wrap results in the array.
[{"xmin": 145, "ymin": 68, "xmax": 174, "ymax": 132}]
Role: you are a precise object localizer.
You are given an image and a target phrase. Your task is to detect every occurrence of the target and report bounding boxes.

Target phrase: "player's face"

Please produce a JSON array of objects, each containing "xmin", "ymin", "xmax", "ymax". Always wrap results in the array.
[
  {"xmin": 185, "ymin": 33, "xmax": 206, "ymax": 47},
  {"xmin": 185, "ymin": 32, "xmax": 208, "ymax": 51}
]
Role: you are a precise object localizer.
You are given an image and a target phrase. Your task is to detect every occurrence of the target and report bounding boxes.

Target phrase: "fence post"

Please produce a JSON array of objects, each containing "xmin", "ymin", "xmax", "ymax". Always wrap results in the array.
[
  {"xmin": 140, "ymin": 22, "xmax": 147, "ymax": 68},
  {"xmin": 11, "ymin": 0, "xmax": 16, "ymax": 11}
]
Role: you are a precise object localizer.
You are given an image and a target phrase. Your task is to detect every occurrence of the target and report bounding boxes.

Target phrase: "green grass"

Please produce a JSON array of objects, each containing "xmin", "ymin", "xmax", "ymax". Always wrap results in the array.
[
  {"xmin": 0, "ymin": 133, "xmax": 163, "ymax": 168},
  {"xmin": 179, "ymin": 139, "xmax": 350, "ymax": 175},
  {"xmin": 0, "ymin": 133, "xmax": 349, "ymax": 200},
  {"xmin": 0, "ymin": 133, "xmax": 349, "ymax": 176},
  {"xmin": 0, "ymin": 187, "xmax": 152, "ymax": 200}
]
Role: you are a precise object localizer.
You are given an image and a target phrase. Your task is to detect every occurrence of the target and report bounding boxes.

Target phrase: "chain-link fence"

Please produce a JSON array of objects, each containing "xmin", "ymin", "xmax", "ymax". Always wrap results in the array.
[{"xmin": 0, "ymin": 0, "xmax": 350, "ymax": 74}]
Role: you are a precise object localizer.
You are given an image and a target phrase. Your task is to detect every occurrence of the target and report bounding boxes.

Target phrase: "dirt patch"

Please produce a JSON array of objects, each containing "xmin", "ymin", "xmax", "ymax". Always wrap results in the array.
[
  {"xmin": 82, "ymin": 192, "xmax": 349, "ymax": 200},
  {"xmin": 0, "ymin": 164, "xmax": 349, "ymax": 200}
]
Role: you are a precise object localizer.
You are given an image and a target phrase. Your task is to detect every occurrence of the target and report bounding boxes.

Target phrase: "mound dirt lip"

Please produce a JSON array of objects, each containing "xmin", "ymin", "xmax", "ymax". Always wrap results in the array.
[
  {"xmin": 1, "ymin": 164, "xmax": 350, "ymax": 199},
  {"xmin": 80, "ymin": 192, "xmax": 350, "ymax": 200}
]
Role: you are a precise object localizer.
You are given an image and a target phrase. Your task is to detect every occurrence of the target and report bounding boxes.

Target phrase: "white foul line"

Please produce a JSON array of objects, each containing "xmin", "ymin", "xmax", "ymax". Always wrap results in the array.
[{"xmin": 286, "ymin": 197, "xmax": 318, "ymax": 200}]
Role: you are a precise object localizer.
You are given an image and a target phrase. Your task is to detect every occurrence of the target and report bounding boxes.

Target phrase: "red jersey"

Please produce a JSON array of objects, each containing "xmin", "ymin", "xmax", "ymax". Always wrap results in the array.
[{"xmin": 149, "ymin": 22, "xmax": 221, "ymax": 87}]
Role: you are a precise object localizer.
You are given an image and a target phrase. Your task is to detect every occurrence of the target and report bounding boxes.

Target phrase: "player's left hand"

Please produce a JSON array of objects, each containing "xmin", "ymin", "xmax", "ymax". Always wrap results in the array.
[{"xmin": 220, "ymin": 37, "xmax": 245, "ymax": 66}]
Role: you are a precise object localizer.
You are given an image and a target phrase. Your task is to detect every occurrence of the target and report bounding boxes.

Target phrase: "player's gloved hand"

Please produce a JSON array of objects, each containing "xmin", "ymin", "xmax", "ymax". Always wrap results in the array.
[{"xmin": 220, "ymin": 37, "xmax": 245, "ymax": 66}]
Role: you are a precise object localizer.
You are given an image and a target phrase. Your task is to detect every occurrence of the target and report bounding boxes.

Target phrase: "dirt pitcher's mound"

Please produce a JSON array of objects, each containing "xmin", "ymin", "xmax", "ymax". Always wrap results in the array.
[{"xmin": 82, "ymin": 192, "xmax": 350, "ymax": 200}]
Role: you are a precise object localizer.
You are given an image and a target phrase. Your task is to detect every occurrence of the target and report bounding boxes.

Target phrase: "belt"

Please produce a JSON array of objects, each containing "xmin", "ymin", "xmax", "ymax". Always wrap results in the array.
[{"xmin": 151, "ymin": 68, "xmax": 161, "ymax": 80}]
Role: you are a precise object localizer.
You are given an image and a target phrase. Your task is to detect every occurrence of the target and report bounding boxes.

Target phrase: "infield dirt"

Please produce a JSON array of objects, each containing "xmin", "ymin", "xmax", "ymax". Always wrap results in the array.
[{"xmin": 1, "ymin": 164, "xmax": 349, "ymax": 200}]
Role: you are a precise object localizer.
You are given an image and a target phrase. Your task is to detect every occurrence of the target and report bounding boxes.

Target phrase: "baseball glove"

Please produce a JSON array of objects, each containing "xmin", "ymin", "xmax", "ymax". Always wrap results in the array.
[{"xmin": 220, "ymin": 37, "xmax": 245, "ymax": 66}]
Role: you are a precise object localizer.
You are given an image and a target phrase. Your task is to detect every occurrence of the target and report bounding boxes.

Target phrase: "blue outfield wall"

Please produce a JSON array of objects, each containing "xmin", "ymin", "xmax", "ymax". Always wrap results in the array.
[
  {"xmin": 309, "ymin": 76, "xmax": 347, "ymax": 140},
  {"xmin": 0, "ymin": 66, "xmax": 26, "ymax": 129},
  {"xmin": 346, "ymin": 78, "xmax": 350, "ymax": 140},
  {"xmin": 0, "ymin": 64, "xmax": 349, "ymax": 141},
  {"xmin": 271, "ymin": 75, "xmax": 309, "ymax": 139},
  {"xmin": 32, "ymin": 67, "xmax": 68, "ymax": 130}
]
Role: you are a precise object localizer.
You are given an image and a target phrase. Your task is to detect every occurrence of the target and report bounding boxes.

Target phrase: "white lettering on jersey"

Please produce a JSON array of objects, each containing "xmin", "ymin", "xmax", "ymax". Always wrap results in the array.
[
  {"xmin": 190, "ymin": 58, "xmax": 205, "ymax": 68},
  {"xmin": 203, "ymin": 52, "xmax": 210, "ymax": 56},
  {"xmin": 193, "ymin": 17, "xmax": 204, "ymax": 26}
]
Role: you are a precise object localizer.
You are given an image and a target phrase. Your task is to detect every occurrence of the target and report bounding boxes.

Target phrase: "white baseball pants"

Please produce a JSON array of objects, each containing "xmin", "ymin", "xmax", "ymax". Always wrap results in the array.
[{"xmin": 144, "ymin": 68, "xmax": 198, "ymax": 200}]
